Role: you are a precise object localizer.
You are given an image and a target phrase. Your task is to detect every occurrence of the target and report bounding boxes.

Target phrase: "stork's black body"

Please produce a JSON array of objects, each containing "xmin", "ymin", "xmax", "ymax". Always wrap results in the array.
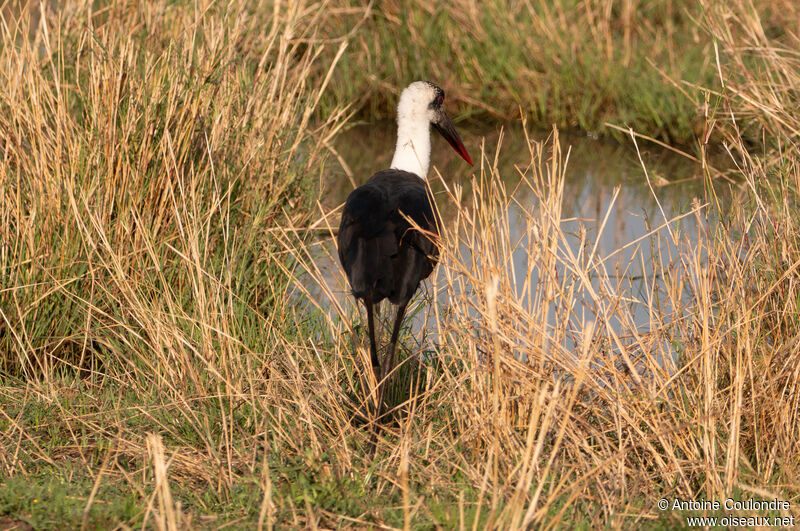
[
  {"xmin": 338, "ymin": 169, "xmax": 439, "ymax": 307},
  {"xmin": 336, "ymin": 81, "xmax": 471, "ymax": 434}
]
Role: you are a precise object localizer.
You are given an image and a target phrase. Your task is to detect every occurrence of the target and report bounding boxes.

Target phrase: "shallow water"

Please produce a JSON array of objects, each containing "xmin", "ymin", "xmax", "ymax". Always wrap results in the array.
[{"xmin": 302, "ymin": 122, "xmax": 718, "ymax": 348}]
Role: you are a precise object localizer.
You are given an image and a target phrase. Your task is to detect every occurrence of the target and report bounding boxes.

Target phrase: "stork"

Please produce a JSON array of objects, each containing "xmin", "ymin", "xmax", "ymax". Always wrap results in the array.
[{"xmin": 337, "ymin": 81, "xmax": 472, "ymax": 423}]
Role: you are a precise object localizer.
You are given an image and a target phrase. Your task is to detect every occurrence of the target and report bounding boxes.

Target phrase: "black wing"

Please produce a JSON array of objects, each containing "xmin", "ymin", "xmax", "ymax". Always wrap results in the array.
[{"xmin": 338, "ymin": 169, "xmax": 440, "ymax": 305}]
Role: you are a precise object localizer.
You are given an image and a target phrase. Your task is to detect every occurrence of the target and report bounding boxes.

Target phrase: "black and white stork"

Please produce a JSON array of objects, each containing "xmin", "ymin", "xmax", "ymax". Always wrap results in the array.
[{"xmin": 337, "ymin": 81, "xmax": 472, "ymax": 419}]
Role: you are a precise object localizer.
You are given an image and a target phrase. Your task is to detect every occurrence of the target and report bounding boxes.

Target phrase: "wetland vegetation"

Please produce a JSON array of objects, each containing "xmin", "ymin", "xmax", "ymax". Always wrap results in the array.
[{"xmin": 2, "ymin": 0, "xmax": 800, "ymax": 528}]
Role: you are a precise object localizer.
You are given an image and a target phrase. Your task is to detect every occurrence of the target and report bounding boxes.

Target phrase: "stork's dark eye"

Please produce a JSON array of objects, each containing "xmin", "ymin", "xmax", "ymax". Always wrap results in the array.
[{"xmin": 428, "ymin": 92, "xmax": 445, "ymax": 109}]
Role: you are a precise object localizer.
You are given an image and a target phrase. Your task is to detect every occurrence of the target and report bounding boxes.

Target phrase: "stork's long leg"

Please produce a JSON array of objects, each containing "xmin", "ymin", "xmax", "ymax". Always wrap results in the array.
[
  {"xmin": 364, "ymin": 298, "xmax": 380, "ymax": 385},
  {"xmin": 366, "ymin": 300, "xmax": 409, "ymax": 457},
  {"xmin": 377, "ymin": 300, "xmax": 409, "ymax": 417},
  {"xmin": 364, "ymin": 297, "xmax": 381, "ymax": 456},
  {"xmin": 385, "ymin": 301, "xmax": 409, "ymax": 384}
]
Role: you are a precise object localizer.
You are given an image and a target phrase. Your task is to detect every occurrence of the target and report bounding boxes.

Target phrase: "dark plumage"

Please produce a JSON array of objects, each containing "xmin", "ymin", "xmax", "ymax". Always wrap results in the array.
[{"xmin": 338, "ymin": 169, "xmax": 440, "ymax": 307}]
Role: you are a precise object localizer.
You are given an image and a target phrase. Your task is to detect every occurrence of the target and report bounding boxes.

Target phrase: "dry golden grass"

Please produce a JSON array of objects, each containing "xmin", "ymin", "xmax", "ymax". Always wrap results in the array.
[
  {"xmin": 318, "ymin": 0, "xmax": 719, "ymax": 141},
  {"xmin": 1, "ymin": 0, "xmax": 800, "ymax": 529},
  {"xmin": 286, "ymin": 118, "xmax": 799, "ymax": 527}
]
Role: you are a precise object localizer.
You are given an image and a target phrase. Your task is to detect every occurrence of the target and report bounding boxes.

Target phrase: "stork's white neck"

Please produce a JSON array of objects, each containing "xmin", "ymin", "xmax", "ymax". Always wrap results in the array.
[{"xmin": 390, "ymin": 115, "xmax": 431, "ymax": 179}]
